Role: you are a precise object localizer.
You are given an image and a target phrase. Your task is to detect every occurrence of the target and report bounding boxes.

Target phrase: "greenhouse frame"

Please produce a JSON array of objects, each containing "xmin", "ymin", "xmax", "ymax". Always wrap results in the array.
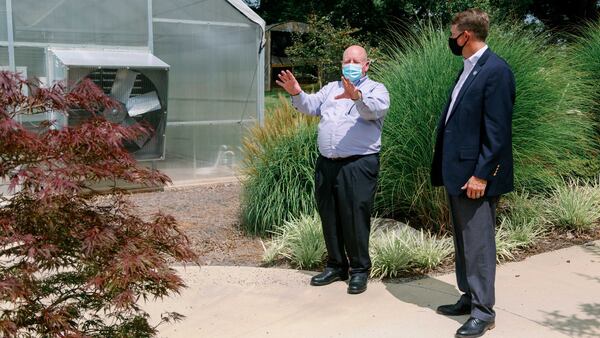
[{"xmin": 0, "ymin": 0, "xmax": 265, "ymax": 184}]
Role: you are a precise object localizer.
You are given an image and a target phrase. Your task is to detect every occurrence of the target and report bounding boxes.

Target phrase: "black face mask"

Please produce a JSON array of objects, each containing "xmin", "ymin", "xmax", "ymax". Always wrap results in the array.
[{"xmin": 448, "ymin": 32, "xmax": 467, "ymax": 56}]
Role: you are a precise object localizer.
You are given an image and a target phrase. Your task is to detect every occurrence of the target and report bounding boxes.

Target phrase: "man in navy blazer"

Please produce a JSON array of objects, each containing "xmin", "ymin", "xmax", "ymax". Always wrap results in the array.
[{"xmin": 431, "ymin": 9, "xmax": 515, "ymax": 338}]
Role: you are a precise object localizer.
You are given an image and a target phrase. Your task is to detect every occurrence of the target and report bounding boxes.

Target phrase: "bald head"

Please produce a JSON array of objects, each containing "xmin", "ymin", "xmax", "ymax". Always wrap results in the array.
[
  {"xmin": 343, "ymin": 45, "xmax": 368, "ymax": 64},
  {"xmin": 342, "ymin": 45, "xmax": 370, "ymax": 78}
]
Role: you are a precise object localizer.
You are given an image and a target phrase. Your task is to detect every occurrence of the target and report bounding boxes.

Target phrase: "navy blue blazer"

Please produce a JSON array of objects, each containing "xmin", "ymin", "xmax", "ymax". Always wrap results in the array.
[{"xmin": 431, "ymin": 48, "xmax": 516, "ymax": 197}]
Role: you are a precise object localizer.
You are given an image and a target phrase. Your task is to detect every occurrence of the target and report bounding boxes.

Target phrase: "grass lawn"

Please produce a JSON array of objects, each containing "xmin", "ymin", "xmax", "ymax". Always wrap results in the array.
[{"xmin": 265, "ymin": 84, "xmax": 320, "ymax": 112}]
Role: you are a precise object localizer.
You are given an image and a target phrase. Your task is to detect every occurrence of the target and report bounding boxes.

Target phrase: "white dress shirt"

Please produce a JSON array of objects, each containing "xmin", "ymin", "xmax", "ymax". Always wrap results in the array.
[
  {"xmin": 445, "ymin": 45, "xmax": 488, "ymax": 124},
  {"xmin": 291, "ymin": 76, "xmax": 390, "ymax": 158}
]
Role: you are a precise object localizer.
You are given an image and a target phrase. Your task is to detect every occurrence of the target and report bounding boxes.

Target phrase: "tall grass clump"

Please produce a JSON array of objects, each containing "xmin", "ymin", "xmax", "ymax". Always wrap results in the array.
[
  {"xmin": 572, "ymin": 21, "xmax": 600, "ymax": 109},
  {"xmin": 572, "ymin": 20, "xmax": 600, "ymax": 172},
  {"xmin": 498, "ymin": 191, "xmax": 547, "ymax": 229},
  {"xmin": 263, "ymin": 216, "xmax": 453, "ymax": 276},
  {"xmin": 262, "ymin": 213, "xmax": 326, "ymax": 269},
  {"xmin": 373, "ymin": 24, "xmax": 598, "ymax": 229},
  {"xmin": 545, "ymin": 178, "xmax": 600, "ymax": 231},
  {"xmin": 495, "ymin": 191, "xmax": 546, "ymax": 261},
  {"xmin": 370, "ymin": 225, "xmax": 453, "ymax": 278},
  {"xmin": 495, "ymin": 216, "xmax": 545, "ymax": 261},
  {"xmin": 241, "ymin": 96, "xmax": 319, "ymax": 235}
]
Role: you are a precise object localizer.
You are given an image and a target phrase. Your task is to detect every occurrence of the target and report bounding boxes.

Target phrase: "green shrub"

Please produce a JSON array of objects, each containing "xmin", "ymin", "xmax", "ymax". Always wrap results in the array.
[
  {"xmin": 263, "ymin": 216, "xmax": 452, "ymax": 276},
  {"xmin": 545, "ymin": 178, "xmax": 600, "ymax": 231},
  {"xmin": 573, "ymin": 21, "xmax": 600, "ymax": 108},
  {"xmin": 495, "ymin": 191, "xmax": 547, "ymax": 261},
  {"xmin": 495, "ymin": 216, "xmax": 545, "ymax": 261},
  {"xmin": 572, "ymin": 20, "xmax": 600, "ymax": 172},
  {"xmin": 262, "ymin": 213, "xmax": 326, "ymax": 269},
  {"xmin": 370, "ymin": 223, "xmax": 453, "ymax": 278},
  {"xmin": 241, "ymin": 96, "xmax": 319, "ymax": 235},
  {"xmin": 373, "ymin": 24, "xmax": 598, "ymax": 229},
  {"xmin": 499, "ymin": 191, "xmax": 546, "ymax": 226}
]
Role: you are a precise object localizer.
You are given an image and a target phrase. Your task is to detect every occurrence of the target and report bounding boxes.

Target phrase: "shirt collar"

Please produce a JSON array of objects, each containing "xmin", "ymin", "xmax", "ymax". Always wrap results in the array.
[
  {"xmin": 464, "ymin": 45, "xmax": 488, "ymax": 67},
  {"xmin": 355, "ymin": 75, "xmax": 369, "ymax": 87}
]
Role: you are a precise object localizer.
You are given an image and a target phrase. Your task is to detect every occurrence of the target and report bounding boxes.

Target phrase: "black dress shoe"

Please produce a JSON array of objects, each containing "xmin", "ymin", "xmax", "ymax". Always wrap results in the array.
[
  {"xmin": 310, "ymin": 268, "xmax": 348, "ymax": 286},
  {"xmin": 347, "ymin": 274, "xmax": 368, "ymax": 294},
  {"xmin": 437, "ymin": 300, "xmax": 471, "ymax": 316},
  {"xmin": 455, "ymin": 317, "xmax": 495, "ymax": 338}
]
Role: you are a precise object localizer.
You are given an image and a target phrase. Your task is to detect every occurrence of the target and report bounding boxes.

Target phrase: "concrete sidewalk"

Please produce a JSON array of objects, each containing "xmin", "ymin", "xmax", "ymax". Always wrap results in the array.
[{"xmin": 144, "ymin": 241, "xmax": 600, "ymax": 338}]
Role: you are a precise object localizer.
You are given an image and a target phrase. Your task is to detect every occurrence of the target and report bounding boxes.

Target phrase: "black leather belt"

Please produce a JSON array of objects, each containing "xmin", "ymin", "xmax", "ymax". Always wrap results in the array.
[{"xmin": 321, "ymin": 153, "xmax": 378, "ymax": 162}]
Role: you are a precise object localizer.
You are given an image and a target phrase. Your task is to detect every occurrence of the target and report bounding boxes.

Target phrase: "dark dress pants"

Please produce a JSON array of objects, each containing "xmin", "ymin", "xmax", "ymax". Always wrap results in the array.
[
  {"xmin": 315, "ymin": 154, "xmax": 379, "ymax": 275},
  {"xmin": 448, "ymin": 193, "xmax": 499, "ymax": 322}
]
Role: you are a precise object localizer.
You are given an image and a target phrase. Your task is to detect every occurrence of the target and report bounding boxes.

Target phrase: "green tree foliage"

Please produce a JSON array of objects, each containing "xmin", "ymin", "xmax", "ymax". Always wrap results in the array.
[
  {"xmin": 256, "ymin": 0, "xmax": 598, "ymax": 42},
  {"xmin": 285, "ymin": 14, "xmax": 363, "ymax": 87},
  {"xmin": 530, "ymin": 0, "xmax": 599, "ymax": 31}
]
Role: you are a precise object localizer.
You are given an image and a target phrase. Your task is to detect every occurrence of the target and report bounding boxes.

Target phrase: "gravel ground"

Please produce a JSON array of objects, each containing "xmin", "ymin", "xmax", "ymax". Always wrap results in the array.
[{"xmin": 127, "ymin": 182, "xmax": 264, "ymax": 266}]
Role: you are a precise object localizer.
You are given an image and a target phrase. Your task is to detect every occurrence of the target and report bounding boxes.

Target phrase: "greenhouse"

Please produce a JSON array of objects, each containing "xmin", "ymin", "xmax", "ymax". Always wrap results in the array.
[{"xmin": 0, "ymin": 0, "xmax": 265, "ymax": 184}]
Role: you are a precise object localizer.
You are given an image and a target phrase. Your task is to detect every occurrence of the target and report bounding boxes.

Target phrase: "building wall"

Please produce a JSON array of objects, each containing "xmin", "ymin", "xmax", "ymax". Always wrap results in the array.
[{"xmin": 0, "ymin": 0, "xmax": 263, "ymax": 184}]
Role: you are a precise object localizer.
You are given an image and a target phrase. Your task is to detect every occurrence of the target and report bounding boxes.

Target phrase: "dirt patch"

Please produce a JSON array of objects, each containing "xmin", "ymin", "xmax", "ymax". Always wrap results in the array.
[{"xmin": 127, "ymin": 183, "xmax": 264, "ymax": 266}]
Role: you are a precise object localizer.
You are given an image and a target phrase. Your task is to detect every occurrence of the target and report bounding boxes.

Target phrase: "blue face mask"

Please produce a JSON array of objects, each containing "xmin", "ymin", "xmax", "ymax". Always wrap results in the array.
[{"xmin": 342, "ymin": 63, "xmax": 363, "ymax": 83}]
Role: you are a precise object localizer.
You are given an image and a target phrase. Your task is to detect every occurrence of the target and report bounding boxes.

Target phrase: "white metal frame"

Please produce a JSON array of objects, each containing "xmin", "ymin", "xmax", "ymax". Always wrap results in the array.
[
  {"xmin": 5, "ymin": 0, "xmax": 15, "ymax": 71},
  {"xmin": 3, "ymin": 0, "xmax": 264, "ymax": 127}
]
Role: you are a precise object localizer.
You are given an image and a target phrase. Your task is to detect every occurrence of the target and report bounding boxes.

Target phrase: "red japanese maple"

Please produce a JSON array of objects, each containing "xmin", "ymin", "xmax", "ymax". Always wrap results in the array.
[{"xmin": 0, "ymin": 71, "xmax": 198, "ymax": 337}]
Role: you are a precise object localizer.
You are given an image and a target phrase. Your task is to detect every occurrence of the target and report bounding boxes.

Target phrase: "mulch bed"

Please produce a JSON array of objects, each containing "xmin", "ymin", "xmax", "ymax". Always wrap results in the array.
[
  {"xmin": 127, "ymin": 182, "xmax": 600, "ymax": 276},
  {"xmin": 127, "ymin": 182, "xmax": 264, "ymax": 267}
]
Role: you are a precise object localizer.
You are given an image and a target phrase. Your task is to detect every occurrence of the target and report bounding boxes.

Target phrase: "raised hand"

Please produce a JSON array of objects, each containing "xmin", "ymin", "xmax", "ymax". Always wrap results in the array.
[
  {"xmin": 335, "ymin": 76, "xmax": 362, "ymax": 101},
  {"xmin": 275, "ymin": 70, "xmax": 302, "ymax": 96}
]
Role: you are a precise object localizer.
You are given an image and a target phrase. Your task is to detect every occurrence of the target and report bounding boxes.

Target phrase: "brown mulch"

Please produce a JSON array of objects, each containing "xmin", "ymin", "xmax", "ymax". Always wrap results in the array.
[
  {"xmin": 502, "ymin": 226, "xmax": 600, "ymax": 262},
  {"xmin": 126, "ymin": 182, "xmax": 600, "ymax": 275}
]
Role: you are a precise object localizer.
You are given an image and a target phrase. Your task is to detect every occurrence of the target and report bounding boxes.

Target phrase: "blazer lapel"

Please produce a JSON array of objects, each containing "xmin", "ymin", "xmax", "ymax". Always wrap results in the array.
[
  {"xmin": 445, "ymin": 49, "xmax": 492, "ymax": 125},
  {"xmin": 438, "ymin": 69, "xmax": 463, "ymax": 129}
]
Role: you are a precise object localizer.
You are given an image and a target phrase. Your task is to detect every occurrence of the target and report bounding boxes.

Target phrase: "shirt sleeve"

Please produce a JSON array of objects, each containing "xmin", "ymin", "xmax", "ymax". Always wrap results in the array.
[
  {"xmin": 354, "ymin": 83, "xmax": 391, "ymax": 121},
  {"xmin": 290, "ymin": 83, "xmax": 333, "ymax": 116}
]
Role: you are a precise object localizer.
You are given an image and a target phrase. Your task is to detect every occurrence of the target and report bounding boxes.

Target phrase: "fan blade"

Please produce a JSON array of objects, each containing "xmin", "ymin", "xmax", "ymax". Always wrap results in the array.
[
  {"xmin": 110, "ymin": 69, "xmax": 138, "ymax": 104},
  {"xmin": 126, "ymin": 91, "xmax": 161, "ymax": 117},
  {"xmin": 122, "ymin": 117, "xmax": 152, "ymax": 151}
]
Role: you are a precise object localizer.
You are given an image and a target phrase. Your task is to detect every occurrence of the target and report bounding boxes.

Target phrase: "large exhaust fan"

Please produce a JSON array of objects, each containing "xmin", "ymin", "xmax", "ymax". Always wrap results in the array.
[{"xmin": 48, "ymin": 49, "xmax": 170, "ymax": 161}]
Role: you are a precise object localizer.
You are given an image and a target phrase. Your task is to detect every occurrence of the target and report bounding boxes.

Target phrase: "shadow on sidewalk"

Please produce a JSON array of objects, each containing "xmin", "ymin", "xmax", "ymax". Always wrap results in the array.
[
  {"xmin": 582, "ymin": 242, "xmax": 600, "ymax": 259},
  {"xmin": 539, "ymin": 242, "xmax": 600, "ymax": 337},
  {"xmin": 541, "ymin": 303, "xmax": 600, "ymax": 338},
  {"xmin": 383, "ymin": 276, "xmax": 466, "ymax": 325}
]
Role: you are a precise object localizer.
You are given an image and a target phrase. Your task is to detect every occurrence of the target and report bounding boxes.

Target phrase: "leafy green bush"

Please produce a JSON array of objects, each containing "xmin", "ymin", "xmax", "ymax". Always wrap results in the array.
[
  {"xmin": 545, "ymin": 178, "xmax": 600, "ymax": 231},
  {"xmin": 262, "ymin": 213, "xmax": 325, "ymax": 269},
  {"xmin": 241, "ymin": 96, "xmax": 319, "ymax": 235},
  {"xmin": 373, "ymin": 24, "xmax": 598, "ymax": 229}
]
